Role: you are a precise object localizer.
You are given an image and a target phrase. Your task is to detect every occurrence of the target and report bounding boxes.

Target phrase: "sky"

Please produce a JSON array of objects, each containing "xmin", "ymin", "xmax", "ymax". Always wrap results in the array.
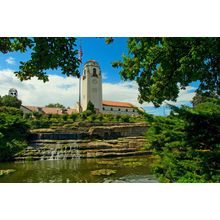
[{"xmin": 0, "ymin": 37, "xmax": 197, "ymax": 115}]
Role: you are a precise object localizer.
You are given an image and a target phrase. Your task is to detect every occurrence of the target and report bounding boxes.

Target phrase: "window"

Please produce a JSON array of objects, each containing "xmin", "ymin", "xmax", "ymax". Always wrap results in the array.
[
  {"xmin": 103, "ymin": 107, "xmax": 105, "ymax": 110},
  {"xmin": 92, "ymin": 68, "xmax": 98, "ymax": 77},
  {"xmin": 126, "ymin": 109, "xmax": 128, "ymax": 112},
  {"xmin": 118, "ymin": 108, "xmax": 121, "ymax": 111},
  {"xmin": 133, "ymin": 109, "xmax": 135, "ymax": 112},
  {"xmin": 111, "ymin": 108, "xmax": 113, "ymax": 111}
]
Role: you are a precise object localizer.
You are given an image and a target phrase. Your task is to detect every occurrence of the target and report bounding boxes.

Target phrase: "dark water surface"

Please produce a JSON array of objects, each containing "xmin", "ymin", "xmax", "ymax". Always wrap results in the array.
[{"xmin": 0, "ymin": 156, "xmax": 158, "ymax": 183}]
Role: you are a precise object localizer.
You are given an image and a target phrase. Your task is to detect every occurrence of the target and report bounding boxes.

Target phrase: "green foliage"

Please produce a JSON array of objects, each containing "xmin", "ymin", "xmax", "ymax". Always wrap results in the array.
[
  {"xmin": 62, "ymin": 114, "xmax": 68, "ymax": 121},
  {"xmin": 46, "ymin": 103, "xmax": 65, "ymax": 108},
  {"xmin": 0, "ymin": 107, "xmax": 29, "ymax": 161},
  {"xmin": 87, "ymin": 101, "xmax": 95, "ymax": 113},
  {"xmin": 29, "ymin": 117, "xmax": 51, "ymax": 129},
  {"xmin": 146, "ymin": 99, "xmax": 220, "ymax": 182},
  {"xmin": 0, "ymin": 37, "xmax": 81, "ymax": 82},
  {"xmin": 32, "ymin": 111, "xmax": 43, "ymax": 119},
  {"xmin": 0, "ymin": 106, "xmax": 23, "ymax": 115},
  {"xmin": 112, "ymin": 37, "xmax": 220, "ymax": 107},
  {"xmin": 119, "ymin": 115, "xmax": 130, "ymax": 122},
  {"xmin": 0, "ymin": 95, "xmax": 22, "ymax": 108},
  {"xmin": 70, "ymin": 113, "xmax": 78, "ymax": 122},
  {"xmin": 192, "ymin": 91, "xmax": 219, "ymax": 107},
  {"xmin": 26, "ymin": 110, "xmax": 145, "ymax": 130}
]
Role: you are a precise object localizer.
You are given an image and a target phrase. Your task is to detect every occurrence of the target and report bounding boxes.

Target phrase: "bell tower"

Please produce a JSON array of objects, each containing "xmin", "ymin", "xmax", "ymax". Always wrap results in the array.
[{"xmin": 81, "ymin": 60, "xmax": 102, "ymax": 112}]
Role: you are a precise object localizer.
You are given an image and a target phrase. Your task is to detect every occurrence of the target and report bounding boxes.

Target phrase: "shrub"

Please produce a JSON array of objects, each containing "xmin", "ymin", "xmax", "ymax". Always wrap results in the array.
[
  {"xmin": 70, "ymin": 113, "xmax": 78, "ymax": 122},
  {"xmin": 0, "ymin": 107, "xmax": 29, "ymax": 161},
  {"xmin": 87, "ymin": 101, "xmax": 95, "ymax": 113},
  {"xmin": 29, "ymin": 116, "xmax": 51, "ymax": 129},
  {"xmin": 0, "ymin": 95, "xmax": 22, "ymax": 108},
  {"xmin": 62, "ymin": 114, "xmax": 68, "ymax": 121},
  {"xmin": 33, "ymin": 111, "xmax": 43, "ymax": 119},
  {"xmin": 146, "ymin": 99, "xmax": 220, "ymax": 183}
]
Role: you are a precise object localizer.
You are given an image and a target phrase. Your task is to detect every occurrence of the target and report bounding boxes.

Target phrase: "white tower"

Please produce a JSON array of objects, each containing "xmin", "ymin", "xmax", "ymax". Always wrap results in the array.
[
  {"xmin": 8, "ymin": 88, "xmax": 18, "ymax": 98},
  {"xmin": 81, "ymin": 60, "xmax": 102, "ymax": 112}
]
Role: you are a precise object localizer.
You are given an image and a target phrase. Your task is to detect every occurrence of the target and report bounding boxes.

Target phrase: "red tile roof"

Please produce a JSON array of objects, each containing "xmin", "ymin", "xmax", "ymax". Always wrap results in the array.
[
  {"xmin": 24, "ymin": 106, "xmax": 77, "ymax": 115},
  {"xmin": 42, "ymin": 107, "xmax": 62, "ymax": 115},
  {"xmin": 66, "ymin": 108, "xmax": 78, "ymax": 114},
  {"xmin": 102, "ymin": 100, "xmax": 135, "ymax": 108},
  {"xmin": 25, "ymin": 106, "xmax": 41, "ymax": 112}
]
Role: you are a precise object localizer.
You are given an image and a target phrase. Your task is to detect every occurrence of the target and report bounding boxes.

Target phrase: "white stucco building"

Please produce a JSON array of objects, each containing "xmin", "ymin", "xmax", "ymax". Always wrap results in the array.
[{"xmin": 80, "ymin": 60, "xmax": 144, "ymax": 115}]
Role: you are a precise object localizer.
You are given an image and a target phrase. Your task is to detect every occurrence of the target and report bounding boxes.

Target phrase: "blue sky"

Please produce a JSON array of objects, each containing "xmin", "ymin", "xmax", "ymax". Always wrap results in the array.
[{"xmin": 0, "ymin": 37, "xmax": 198, "ymax": 115}]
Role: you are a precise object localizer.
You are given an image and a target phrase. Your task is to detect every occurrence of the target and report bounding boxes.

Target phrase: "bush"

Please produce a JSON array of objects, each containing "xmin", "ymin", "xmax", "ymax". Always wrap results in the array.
[
  {"xmin": 33, "ymin": 111, "xmax": 43, "ymax": 119},
  {"xmin": 0, "ymin": 107, "xmax": 29, "ymax": 161},
  {"xmin": 0, "ymin": 95, "xmax": 22, "ymax": 108},
  {"xmin": 70, "ymin": 113, "xmax": 78, "ymax": 122},
  {"xmin": 119, "ymin": 115, "xmax": 130, "ymax": 122},
  {"xmin": 87, "ymin": 101, "xmax": 95, "ymax": 113},
  {"xmin": 29, "ymin": 118, "xmax": 51, "ymax": 129},
  {"xmin": 62, "ymin": 114, "xmax": 68, "ymax": 121},
  {"xmin": 146, "ymin": 99, "xmax": 220, "ymax": 183}
]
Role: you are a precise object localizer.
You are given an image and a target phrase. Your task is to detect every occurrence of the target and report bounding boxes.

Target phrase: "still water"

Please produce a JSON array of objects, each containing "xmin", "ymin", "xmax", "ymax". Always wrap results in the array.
[{"xmin": 0, "ymin": 156, "xmax": 158, "ymax": 183}]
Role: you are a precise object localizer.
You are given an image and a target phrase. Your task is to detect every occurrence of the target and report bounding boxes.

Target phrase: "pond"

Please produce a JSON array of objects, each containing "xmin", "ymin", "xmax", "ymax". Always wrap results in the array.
[{"xmin": 0, "ymin": 156, "xmax": 158, "ymax": 183}]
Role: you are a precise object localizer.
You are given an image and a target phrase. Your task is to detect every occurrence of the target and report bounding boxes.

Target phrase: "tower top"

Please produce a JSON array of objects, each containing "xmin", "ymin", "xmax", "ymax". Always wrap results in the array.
[
  {"xmin": 8, "ymin": 88, "xmax": 18, "ymax": 98},
  {"xmin": 84, "ymin": 60, "xmax": 100, "ymax": 67}
]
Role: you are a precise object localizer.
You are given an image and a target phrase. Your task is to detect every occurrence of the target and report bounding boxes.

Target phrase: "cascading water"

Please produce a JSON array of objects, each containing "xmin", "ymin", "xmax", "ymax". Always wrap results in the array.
[
  {"xmin": 71, "ymin": 142, "xmax": 81, "ymax": 159},
  {"xmin": 39, "ymin": 141, "xmax": 81, "ymax": 161},
  {"xmin": 49, "ymin": 148, "xmax": 57, "ymax": 160}
]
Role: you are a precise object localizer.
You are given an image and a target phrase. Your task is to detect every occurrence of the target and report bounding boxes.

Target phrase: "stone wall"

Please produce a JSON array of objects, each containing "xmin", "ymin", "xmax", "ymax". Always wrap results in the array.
[
  {"xmin": 15, "ymin": 137, "xmax": 150, "ymax": 161},
  {"xmin": 29, "ymin": 123, "xmax": 148, "ymax": 140},
  {"xmin": 18, "ymin": 123, "xmax": 149, "ymax": 161},
  {"xmin": 89, "ymin": 123, "xmax": 148, "ymax": 139}
]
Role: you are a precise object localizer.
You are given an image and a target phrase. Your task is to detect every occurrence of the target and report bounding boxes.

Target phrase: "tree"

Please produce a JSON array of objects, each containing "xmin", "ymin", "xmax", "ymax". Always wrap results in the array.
[
  {"xmin": 112, "ymin": 38, "xmax": 220, "ymax": 107},
  {"xmin": 145, "ymin": 99, "xmax": 220, "ymax": 182},
  {"xmin": 0, "ymin": 95, "xmax": 22, "ymax": 108},
  {"xmin": 0, "ymin": 107, "xmax": 30, "ymax": 161},
  {"xmin": 192, "ymin": 91, "xmax": 219, "ymax": 107},
  {"xmin": 46, "ymin": 103, "xmax": 65, "ymax": 109},
  {"xmin": 87, "ymin": 101, "xmax": 95, "ymax": 113},
  {"xmin": 0, "ymin": 37, "xmax": 81, "ymax": 82}
]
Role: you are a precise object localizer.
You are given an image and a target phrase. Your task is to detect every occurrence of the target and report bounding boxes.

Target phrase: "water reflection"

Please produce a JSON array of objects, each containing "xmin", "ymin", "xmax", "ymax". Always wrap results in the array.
[{"xmin": 0, "ymin": 156, "xmax": 158, "ymax": 183}]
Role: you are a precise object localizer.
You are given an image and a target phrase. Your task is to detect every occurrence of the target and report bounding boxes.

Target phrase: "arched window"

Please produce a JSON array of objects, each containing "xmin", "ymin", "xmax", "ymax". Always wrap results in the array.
[
  {"xmin": 133, "ymin": 109, "xmax": 135, "ymax": 112},
  {"xmin": 118, "ymin": 108, "xmax": 121, "ymax": 111},
  {"xmin": 126, "ymin": 109, "xmax": 128, "ymax": 112},
  {"xmin": 92, "ymin": 68, "xmax": 98, "ymax": 77}
]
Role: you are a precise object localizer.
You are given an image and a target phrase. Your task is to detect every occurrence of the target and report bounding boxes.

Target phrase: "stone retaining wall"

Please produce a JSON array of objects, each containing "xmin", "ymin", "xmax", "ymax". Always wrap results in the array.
[
  {"xmin": 18, "ymin": 123, "xmax": 149, "ymax": 161},
  {"xmin": 30, "ymin": 123, "xmax": 148, "ymax": 140}
]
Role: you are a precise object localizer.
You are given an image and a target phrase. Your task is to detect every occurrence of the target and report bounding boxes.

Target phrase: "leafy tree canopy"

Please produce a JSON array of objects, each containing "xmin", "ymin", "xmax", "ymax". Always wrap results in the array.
[
  {"xmin": 145, "ymin": 98, "xmax": 220, "ymax": 182},
  {"xmin": 0, "ymin": 107, "xmax": 29, "ymax": 161},
  {"xmin": 46, "ymin": 103, "xmax": 65, "ymax": 109},
  {"xmin": 0, "ymin": 95, "xmax": 22, "ymax": 108},
  {"xmin": 0, "ymin": 37, "xmax": 80, "ymax": 82},
  {"xmin": 112, "ymin": 37, "xmax": 220, "ymax": 107}
]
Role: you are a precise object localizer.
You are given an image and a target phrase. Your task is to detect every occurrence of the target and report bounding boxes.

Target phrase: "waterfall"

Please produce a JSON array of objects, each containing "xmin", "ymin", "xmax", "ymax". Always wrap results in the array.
[{"xmin": 71, "ymin": 142, "xmax": 81, "ymax": 159}]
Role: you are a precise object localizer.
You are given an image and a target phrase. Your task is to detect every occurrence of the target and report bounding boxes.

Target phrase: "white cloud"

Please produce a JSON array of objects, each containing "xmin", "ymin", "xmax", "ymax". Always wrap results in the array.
[
  {"xmin": 5, "ymin": 57, "xmax": 16, "ymax": 65},
  {"xmin": 103, "ymin": 81, "xmax": 153, "ymax": 108},
  {"xmin": 0, "ymin": 69, "xmax": 79, "ymax": 108},
  {"xmin": 164, "ymin": 86, "xmax": 196, "ymax": 106},
  {"xmin": 0, "ymin": 69, "xmax": 197, "ymax": 112}
]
